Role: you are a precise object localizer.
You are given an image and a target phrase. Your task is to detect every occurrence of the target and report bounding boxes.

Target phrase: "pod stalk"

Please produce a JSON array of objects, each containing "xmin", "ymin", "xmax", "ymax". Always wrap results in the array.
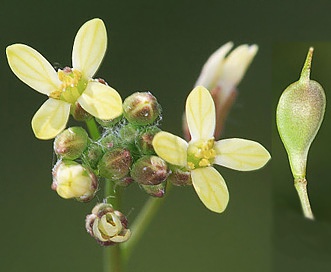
[{"xmin": 294, "ymin": 177, "xmax": 314, "ymax": 220}]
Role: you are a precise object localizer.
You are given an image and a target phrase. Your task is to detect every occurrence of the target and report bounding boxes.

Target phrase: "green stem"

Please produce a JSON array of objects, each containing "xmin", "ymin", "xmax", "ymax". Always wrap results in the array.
[
  {"xmin": 85, "ymin": 118, "xmax": 123, "ymax": 272},
  {"xmin": 294, "ymin": 177, "xmax": 314, "ymax": 220},
  {"xmin": 121, "ymin": 196, "xmax": 166, "ymax": 261},
  {"xmin": 86, "ymin": 118, "xmax": 100, "ymax": 141},
  {"xmin": 103, "ymin": 246, "xmax": 122, "ymax": 272}
]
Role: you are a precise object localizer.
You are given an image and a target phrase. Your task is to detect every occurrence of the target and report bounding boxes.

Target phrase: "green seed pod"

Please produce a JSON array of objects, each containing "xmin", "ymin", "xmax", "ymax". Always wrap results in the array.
[
  {"xmin": 123, "ymin": 92, "xmax": 161, "ymax": 126},
  {"xmin": 276, "ymin": 47, "xmax": 326, "ymax": 179}
]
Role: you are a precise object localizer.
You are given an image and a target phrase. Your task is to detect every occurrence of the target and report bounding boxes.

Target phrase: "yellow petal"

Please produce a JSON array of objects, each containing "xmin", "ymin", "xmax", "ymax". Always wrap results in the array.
[
  {"xmin": 6, "ymin": 44, "xmax": 60, "ymax": 95},
  {"xmin": 99, "ymin": 214, "xmax": 122, "ymax": 236},
  {"xmin": 32, "ymin": 98, "xmax": 70, "ymax": 140},
  {"xmin": 77, "ymin": 81, "xmax": 123, "ymax": 120},
  {"xmin": 218, "ymin": 44, "xmax": 258, "ymax": 94},
  {"xmin": 152, "ymin": 131, "xmax": 188, "ymax": 166},
  {"xmin": 194, "ymin": 42, "xmax": 233, "ymax": 90},
  {"xmin": 186, "ymin": 86, "xmax": 215, "ymax": 140},
  {"xmin": 72, "ymin": 18, "xmax": 107, "ymax": 78},
  {"xmin": 191, "ymin": 167, "xmax": 229, "ymax": 213},
  {"xmin": 214, "ymin": 138, "xmax": 271, "ymax": 171},
  {"xmin": 110, "ymin": 229, "xmax": 131, "ymax": 243}
]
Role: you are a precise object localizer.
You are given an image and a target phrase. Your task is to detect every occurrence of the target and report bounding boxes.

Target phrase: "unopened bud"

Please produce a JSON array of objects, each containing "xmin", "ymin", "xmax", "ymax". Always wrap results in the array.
[
  {"xmin": 140, "ymin": 181, "xmax": 167, "ymax": 197},
  {"xmin": 82, "ymin": 143, "xmax": 104, "ymax": 169},
  {"xmin": 136, "ymin": 126, "xmax": 161, "ymax": 155},
  {"xmin": 100, "ymin": 133, "xmax": 118, "ymax": 150},
  {"xmin": 85, "ymin": 203, "xmax": 131, "ymax": 246},
  {"xmin": 131, "ymin": 155, "xmax": 169, "ymax": 185},
  {"xmin": 72, "ymin": 102, "xmax": 92, "ymax": 121},
  {"xmin": 118, "ymin": 123, "xmax": 139, "ymax": 145},
  {"xmin": 114, "ymin": 176, "xmax": 134, "ymax": 187},
  {"xmin": 54, "ymin": 127, "xmax": 89, "ymax": 160},
  {"xmin": 52, "ymin": 160, "xmax": 98, "ymax": 202},
  {"xmin": 96, "ymin": 115, "xmax": 122, "ymax": 128},
  {"xmin": 167, "ymin": 167, "xmax": 192, "ymax": 186},
  {"xmin": 123, "ymin": 92, "xmax": 161, "ymax": 126},
  {"xmin": 98, "ymin": 148, "xmax": 132, "ymax": 180}
]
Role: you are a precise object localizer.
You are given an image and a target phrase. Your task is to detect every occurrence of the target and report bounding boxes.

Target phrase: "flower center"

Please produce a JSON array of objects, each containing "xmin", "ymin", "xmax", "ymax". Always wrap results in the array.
[
  {"xmin": 187, "ymin": 138, "xmax": 216, "ymax": 170},
  {"xmin": 49, "ymin": 67, "xmax": 87, "ymax": 104}
]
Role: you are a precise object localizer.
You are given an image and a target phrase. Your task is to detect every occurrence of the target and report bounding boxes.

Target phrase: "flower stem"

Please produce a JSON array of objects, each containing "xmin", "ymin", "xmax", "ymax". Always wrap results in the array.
[
  {"xmin": 121, "ymin": 196, "xmax": 166, "ymax": 261},
  {"xmin": 294, "ymin": 177, "xmax": 314, "ymax": 220},
  {"xmin": 103, "ymin": 246, "xmax": 122, "ymax": 272},
  {"xmin": 85, "ymin": 118, "xmax": 124, "ymax": 272},
  {"xmin": 86, "ymin": 118, "xmax": 100, "ymax": 141}
]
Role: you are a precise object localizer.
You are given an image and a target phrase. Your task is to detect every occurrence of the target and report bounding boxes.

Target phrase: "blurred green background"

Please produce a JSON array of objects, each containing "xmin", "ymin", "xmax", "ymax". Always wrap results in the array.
[{"xmin": 1, "ymin": 1, "xmax": 330, "ymax": 272}]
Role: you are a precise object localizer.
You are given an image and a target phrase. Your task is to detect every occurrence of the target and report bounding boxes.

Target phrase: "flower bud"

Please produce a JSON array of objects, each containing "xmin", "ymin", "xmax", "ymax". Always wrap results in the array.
[
  {"xmin": 98, "ymin": 148, "xmax": 132, "ymax": 180},
  {"xmin": 52, "ymin": 160, "xmax": 98, "ymax": 202},
  {"xmin": 140, "ymin": 181, "xmax": 167, "ymax": 197},
  {"xmin": 130, "ymin": 155, "xmax": 169, "ymax": 185},
  {"xmin": 114, "ymin": 176, "xmax": 134, "ymax": 187},
  {"xmin": 82, "ymin": 143, "xmax": 104, "ymax": 169},
  {"xmin": 123, "ymin": 92, "xmax": 161, "ymax": 126},
  {"xmin": 96, "ymin": 115, "xmax": 122, "ymax": 128},
  {"xmin": 167, "ymin": 166, "xmax": 192, "ymax": 186},
  {"xmin": 118, "ymin": 123, "xmax": 139, "ymax": 145},
  {"xmin": 276, "ymin": 47, "xmax": 326, "ymax": 179},
  {"xmin": 54, "ymin": 127, "xmax": 89, "ymax": 160},
  {"xmin": 72, "ymin": 102, "xmax": 92, "ymax": 121},
  {"xmin": 136, "ymin": 126, "xmax": 161, "ymax": 155},
  {"xmin": 85, "ymin": 203, "xmax": 131, "ymax": 246},
  {"xmin": 188, "ymin": 42, "xmax": 257, "ymax": 140},
  {"xmin": 100, "ymin": 133, "xmax": 119, "ymax": 150}
]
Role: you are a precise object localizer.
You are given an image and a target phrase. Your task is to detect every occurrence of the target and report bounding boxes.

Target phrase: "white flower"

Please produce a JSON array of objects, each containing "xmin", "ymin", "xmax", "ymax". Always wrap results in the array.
[
  {"xmin": 153, "ymin": 86, "xmax": 270, "ymax": 213},
  {"xmin": 6, "ymin": 18, "xmax": 122, "ymax": 139}
]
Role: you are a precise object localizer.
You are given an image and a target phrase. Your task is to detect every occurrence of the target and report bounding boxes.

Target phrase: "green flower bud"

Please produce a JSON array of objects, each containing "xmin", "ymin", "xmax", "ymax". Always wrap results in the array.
[
  {"xmin": 85, "ymin": 203, "xmax": 131, "ymax": 246},
  {"xmin": 123, "ymin": 92, "xmax": 161, "ymax": 126},
  {"xmin": 114, "ymin": 176, "xmax": 134, "ymax": 187},
  {"xmin": 72, "ymin": 102, "xmax": 92, "ymax": 121},
  {"xmin": 96, "ymin": 115, "xmax": 122, "ymax": 128},
  {"xmin": 82, "ymin": 143, "xmax": 104, "ymax": 169},
  {"xmin": 167, "ymin": 166, "xmax": 192, "ymax": 186},
  {"xmin": 98, "ymin": 148, "xmax": 132, "ymax": 180},
  {"xmin": 131, "ymin": 155, "xmax": 169, "ymax": 185},
  {"xmin": 118, "ymin": 123, "xmax": 139, "ymax": 144},
  {"xmin": 52, "ymin": 160, "xmax": 98, "ymax": 202},
  {"xmin": 140, "ymin": 181, "xmax": 167, "ymax": 198},
  {"xmin": 136, "ymin": 126, "xmax": 161, "ymax": 155},
  {"xmin": 276, "ymin": 47, "xmax": 326, "ymax": 179},
  {"xmin": 54, "ymin": 127, "xmax": 89, "ymax": 160},
  {"xmin": 100, "ymin": 133, "xmax": 119, "ymax": 150}
]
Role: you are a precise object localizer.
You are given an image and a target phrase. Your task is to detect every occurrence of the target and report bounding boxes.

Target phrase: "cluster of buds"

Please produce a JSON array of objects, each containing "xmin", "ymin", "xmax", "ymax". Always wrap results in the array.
[
  {"xmin": 51, "ymin": 91, "xmax": 192, "ymax": 203},
  {"xmin": 86, "ymin": 203, "xmax": 131, "ymax": 246},
  {"xmin": 96, "ymin": 91, "xmax": 183, "ymax": 197}
]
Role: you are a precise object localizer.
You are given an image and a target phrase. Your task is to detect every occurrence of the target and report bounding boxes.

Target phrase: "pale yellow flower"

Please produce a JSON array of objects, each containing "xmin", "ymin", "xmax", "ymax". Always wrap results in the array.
[
  {"xmin": 153, "ymin": 86, "xmax": 270, "ymax": 213},
  {"xmin": 195, "ymin": 42, "xmax": 258, "ymax": 100},
  {"xmin": 6, "ymin": 18, "xmax": 122, "ymax": 139}
]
